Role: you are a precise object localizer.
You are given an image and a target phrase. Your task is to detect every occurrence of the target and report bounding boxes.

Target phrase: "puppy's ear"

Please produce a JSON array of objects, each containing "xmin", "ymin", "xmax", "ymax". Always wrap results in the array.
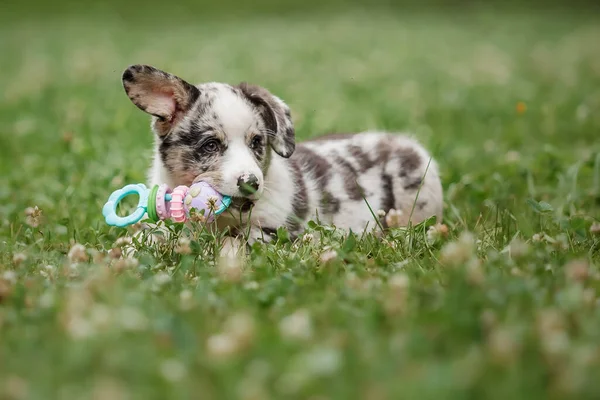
[
  {"xmin": 122, "ymin": 64, "xmax": 200, "ymax": 136},
  {"xmin": 238, "ymin": 83, "xmax": 295, "ymax": 158}
]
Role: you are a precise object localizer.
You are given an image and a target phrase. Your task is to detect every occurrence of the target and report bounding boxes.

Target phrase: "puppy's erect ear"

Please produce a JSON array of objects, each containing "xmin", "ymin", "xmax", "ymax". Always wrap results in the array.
[
  {"xmin": 122, "ymin": 64, "xmax": 200, "ymax": 136},
  {"xmin": 238, "ymin": 83, "xmax": 295, "ymax": 158}
]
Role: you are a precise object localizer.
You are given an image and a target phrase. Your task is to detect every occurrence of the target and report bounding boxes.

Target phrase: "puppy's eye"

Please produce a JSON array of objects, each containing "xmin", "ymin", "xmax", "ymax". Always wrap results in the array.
[
  {"xmin": 202, "ymin": 140, "xmax": 220, "ymax": 153},
  {"xmin": 250, "ymin": 136, "xmax": 263, "ymax": 150}
]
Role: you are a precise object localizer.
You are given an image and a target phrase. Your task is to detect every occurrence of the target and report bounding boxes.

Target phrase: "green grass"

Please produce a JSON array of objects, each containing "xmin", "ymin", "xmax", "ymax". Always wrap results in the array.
[{"xmin": 1, "ymin": 4, "xmax": 600, "ymax": 399}]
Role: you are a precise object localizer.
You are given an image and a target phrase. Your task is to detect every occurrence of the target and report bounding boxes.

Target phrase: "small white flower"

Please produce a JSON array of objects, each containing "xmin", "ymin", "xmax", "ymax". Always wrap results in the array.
[
  {"xmin": 504, "ymin": 150, "xmax": 521, "ymax": 163},
  {"xmin": 4, "ymin": 375, "xmax": 28, "ymax": 400},
  {"xmin": 67, "ymin": 316, "xmax": 95, "ymax": 340},
  {"xmin": 385, "ymin": 209, "xmax": 404, "ymax": 228},
  {"xmin": 302, "ymin": 233, "xmax": 314, "ymax": 243},
  {"xmin": 388, "ymin": 273, "xmax": 410, "ymax": 291},
  {"xmin": 12, "ymin": 252, "xmax": 27, "ymax": 266},
  {"xmin": 244, "ymin": 281, "xmax": 259, "ymax": 290},
  {"xmin": 224, "ymin": 313, "xmax": 256, "ymax": 347},
  {"xmin": 206, "ymin": 196, "xmax": 219, "ymax": 212},
  {"xmin": 160, "ymin": 359, "xmax": 187, "ymax": 383},
  {"xmin": 68, "ymin": 243, "xmax": 88, "ymax": 263},
  {"xmin": 114, "ymin": 237, "xmax": 132, "ymax": 247},
  {"xmin": 576, "ymin": 104, "xmax": 589, "ymax": 122},
  {"xmin": 118, "ymin": 307, "xmax": 148, "ymax": 332},
  {"xmin": 439, "ymin": 231, "xmax": 476, "ymax": 266},
  {"xmin": 111, "ymin": 175, "xmax": 124, "ymax": 186},
  {"xmin": 90, "ymin": 305, "xmax": 112, "ymax": 330},
  {"xmin": 175, "ymin": 237, "xmax": 192, "ymax": 255},
  {"xmin": 113, "ymin": 257, "xmax": 139, "ymax": 272},
  {"xmin": 508, "ymin": 238, "xmax": 530, "ymax": 259},
  {"xmin": 2, "ymin": 270, "xmax": 17, "ymax": 285},
  {"xmin": 553, "ymin": 233, "xmax": 569, "ymax": 251},
  {"xmin": 301, "ymin": 346, "xmax": 342, "ymax": 376},
  {"xmin": 217, "ymin": 255, "xmax": 243, "ymax": 283},
  {"xmin": 384, "ymin": 273, "xmax": 411, "ymax": 315},
  {"xmin": 179, "ymin": 289, "xmax": 194, "ymax": 310},
  {"xmin": 319, "ymin": 250, "xmax": 337, "ymax": 264},
  {"xmin": 154, "ymin": 272, "xmax": 172, "ymax": 286},
  {"xmin": 488, "ymin": 327, "xmax": 520, "ymax": 365},
  {"xmin": 279, "ymin": 309, "xmax": 313, "ymax": 341},
  {"xmin": 590, "ymin": 222, "xmax": 600, "ymax": 235},
  {"xmin": 24, "ymin": 206, "xmax": 42, "ymax": 227},
  {"xmin": 426, "ymin": 223, "xmax": 449, "ymax": 244},
  {"xmin": 564, "ymin": 259, "xmax": 589, "ymax": 283},
  {"xmin": 206, "ymin": 333, "xmax": 240, "ymax": 359},
  {"xmin": 108, "ymin": 247, "xmax": 122, "ymax": 259},
  {"xmin": 466, "ymin": 258, "xmax": 485, "ymax": 285},
  {"xmin": 38, "ymin": 291, "xmax": 55, "ymax": 309}
]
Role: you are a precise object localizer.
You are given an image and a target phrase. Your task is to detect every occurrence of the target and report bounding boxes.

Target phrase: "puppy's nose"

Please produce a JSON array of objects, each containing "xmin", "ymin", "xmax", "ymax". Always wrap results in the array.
[{"xmin": 237, "ymin": 173, "xmax": 259, "ymax": 196}]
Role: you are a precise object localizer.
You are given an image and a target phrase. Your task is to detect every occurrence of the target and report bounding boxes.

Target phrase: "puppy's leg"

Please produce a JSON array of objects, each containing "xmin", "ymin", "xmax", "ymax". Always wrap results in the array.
[{"xmin": 247, "ymin": 225, "xmax": 278, "ymax": 246}]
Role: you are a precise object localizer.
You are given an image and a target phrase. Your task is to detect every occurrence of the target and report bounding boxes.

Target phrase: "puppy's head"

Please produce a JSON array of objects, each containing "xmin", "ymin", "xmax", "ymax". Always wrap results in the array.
[{"xmin": 122, "ymin": 64, "xmax": 295, "ymax": 208}]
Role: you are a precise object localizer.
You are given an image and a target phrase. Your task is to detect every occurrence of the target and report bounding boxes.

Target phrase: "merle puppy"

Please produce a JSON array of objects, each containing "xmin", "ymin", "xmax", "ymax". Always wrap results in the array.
[{"xmin": 122, "ymin": 64, "xmax": 443, "ymax": 257}]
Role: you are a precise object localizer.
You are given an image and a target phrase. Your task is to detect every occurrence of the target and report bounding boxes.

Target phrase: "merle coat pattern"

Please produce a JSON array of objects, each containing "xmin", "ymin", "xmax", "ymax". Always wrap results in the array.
[{"xmin": 122, "ymin": 64, "xmax": 443, "ymax": 257}]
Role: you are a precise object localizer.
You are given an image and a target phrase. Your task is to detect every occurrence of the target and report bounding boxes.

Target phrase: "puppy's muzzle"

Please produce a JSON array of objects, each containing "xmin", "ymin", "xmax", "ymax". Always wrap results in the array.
[{"xmin": 237, "ymin": 173, "xmax": 259, "ymax": 196}]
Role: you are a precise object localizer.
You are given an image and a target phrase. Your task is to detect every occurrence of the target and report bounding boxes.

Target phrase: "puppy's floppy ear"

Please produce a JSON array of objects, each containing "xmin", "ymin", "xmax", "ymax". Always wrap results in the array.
[
  {"xmin": 122, "ymin": 64, "xmax": 200, "ymax": 136},
  {"xmin": 238, "ymin": 82, "xmax": 295, "ymax": 158}
]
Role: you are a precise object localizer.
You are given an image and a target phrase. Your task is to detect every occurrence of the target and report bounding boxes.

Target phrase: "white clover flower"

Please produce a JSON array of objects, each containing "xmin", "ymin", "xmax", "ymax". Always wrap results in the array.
[
  {"xmin": 206, "ymin": 196, "xmax": 219, "ymax": 212},
  {"xmin": 160, "ymin": 359, "xmax": 188, "ymax": 383},
  {"xmin": 12, "ymin": 252, "xmax": 27, "ymax": 266},
  {"xmin": 224, "ymin": 313, "xmax": 256, "ymax": 347},
  {"xmin": 426, "ymin": 223, "xmax": 449, "ymax": 244},
  {"xmin": 179, "ymin": 289, "xmax": 194, "ymax": 310},
  {"xmin": 2, "ymin": 271, "xmax": 17, "ymax": 284},
  {"xmin": 118, "ymin": 307, "xmax": 148, "ymax": 332},
  {"xmin": 114, "ymin": 236, "xmax": 132, "ymax": 247},
  {"xmin": 217, "ymin": 255, "xmax": 243, "ymax": 283},
  {"xmin": 66, "ymin": 316, "xmax": 95, "ymax": 340},
  {"xmin": 565, "ymin": 259, "xmax": 589, "ymax": 283},
  {"xmin": 487, "ymin": 326, "xmax": 520, "ymax": 365},
  {"xmin": 154, "ymin": 272, "xmax": 172, "ymax": 286},
  {"xmin": 68, "ymin": 243, "xmax": 88, "ymax": 263},
  {"xmin": 244, "ymin": 281, "xmax": 259, "ymax": 290},
  {"xmin": 279, "ymin": 309, "xmax": 313, "ymax": 341},
  {"xmin": 175, "ymin": 237, "xmax": 192, "ymax": 255},
  {"xmin": 206, "ymin": 333, "xmax": 240, "ymax": 359},
  {"xmin": 302, "ymin": 233, "xmax": 314, "ymax": 243},
  {"xmin": 385, "ymin": 209, "xmax": 404, "ymax": 228},
  {"xmin": 319, "ymin": 250, "xmax": 337, "ymax": 264},
  {"xmin": 439, "ymin": 231, "xmax": 476, "ymax": 266},
  {"xmin": 24, "ymin": 206, "xmax": 42, "ymax": 227}
]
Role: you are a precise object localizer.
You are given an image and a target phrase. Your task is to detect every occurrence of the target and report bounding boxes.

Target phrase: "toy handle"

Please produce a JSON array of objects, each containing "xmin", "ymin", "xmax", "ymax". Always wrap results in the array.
[
  {"xmin": 215, "ymin": 196, "xmax": 232, "ymax": 215},
  {"xmin": 102, "ymin": 183, "xmax": 150, "ymax": 227}
]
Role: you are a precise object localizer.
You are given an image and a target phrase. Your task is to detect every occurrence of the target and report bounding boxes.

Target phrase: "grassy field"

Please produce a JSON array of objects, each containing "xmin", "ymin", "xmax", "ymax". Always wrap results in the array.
[{"xmin": 1, "ymin": 3, "xmax": 600, "ymax": 399}]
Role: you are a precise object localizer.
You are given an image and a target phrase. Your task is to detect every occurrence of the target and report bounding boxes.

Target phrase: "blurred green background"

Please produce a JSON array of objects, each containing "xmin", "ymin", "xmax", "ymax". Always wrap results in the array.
[
  {"xmin": 1, "ymin": 0, "xmax": 600, "ymax": 399},
  {"xmin": 2, "ymin": 0, "xmax": 599, "ymax": 230}
]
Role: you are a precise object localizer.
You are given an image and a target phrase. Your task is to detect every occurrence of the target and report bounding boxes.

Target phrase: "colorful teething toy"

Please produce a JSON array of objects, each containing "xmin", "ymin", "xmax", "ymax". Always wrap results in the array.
[{"xmin": 102, "ymin": 181, "xmax": 232, "ymax": 228}]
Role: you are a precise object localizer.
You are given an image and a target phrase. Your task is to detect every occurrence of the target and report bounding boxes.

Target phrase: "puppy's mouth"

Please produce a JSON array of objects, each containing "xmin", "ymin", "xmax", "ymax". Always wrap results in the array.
[{"xmin": 230, "ymin": 197, "xmax": 255, "ymax": 213}]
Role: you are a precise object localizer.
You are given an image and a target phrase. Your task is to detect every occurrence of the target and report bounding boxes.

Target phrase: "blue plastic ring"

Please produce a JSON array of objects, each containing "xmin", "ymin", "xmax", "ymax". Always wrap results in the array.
[
  {"xmin": 102, "ymin": 183, "xmax": 149, "ymax": 227},
  {"xmin": 215, "ymin": 196, "xmax": 232, "ymax": 215}
]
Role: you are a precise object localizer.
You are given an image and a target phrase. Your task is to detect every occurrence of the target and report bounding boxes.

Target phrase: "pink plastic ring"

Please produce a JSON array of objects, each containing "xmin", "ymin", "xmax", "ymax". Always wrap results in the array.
[
  {"xmin": 155, "ymin": 184, "xmax": 172, "ymax": 221},
  {"xmin": 170, "ymin": 186, "xmax": 189, "ymax": 223}
]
